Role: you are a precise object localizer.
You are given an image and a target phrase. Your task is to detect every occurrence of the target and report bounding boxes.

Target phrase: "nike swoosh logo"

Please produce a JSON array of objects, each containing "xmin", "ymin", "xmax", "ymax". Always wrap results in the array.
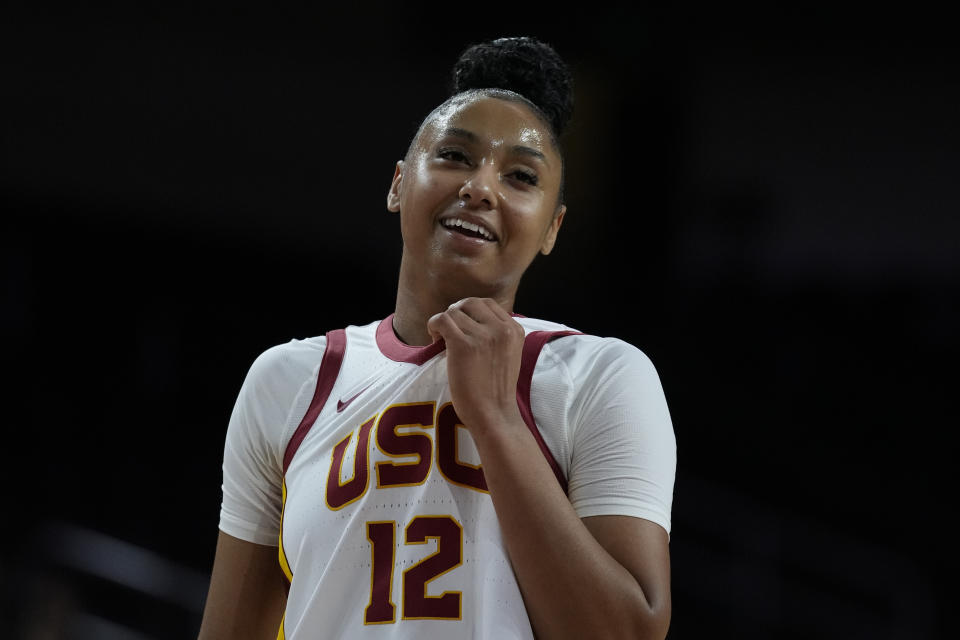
[{"xmin": 337, "ymin": 384, "xmax": 372, "ymax": 413}]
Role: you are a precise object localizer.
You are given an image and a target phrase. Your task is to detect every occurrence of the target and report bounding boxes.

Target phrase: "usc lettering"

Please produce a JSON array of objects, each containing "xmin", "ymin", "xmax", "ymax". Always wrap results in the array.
[
  {"xmin": 375, "ymin": 402, "xmax": 435, "ymax": 489},
  {"xmin": 325, "ymin": 416, "xmax": 375, "ymax": 510},
  {"xmin": 326, "ymin": 401, "xmax": 487, "ymax": 509}
]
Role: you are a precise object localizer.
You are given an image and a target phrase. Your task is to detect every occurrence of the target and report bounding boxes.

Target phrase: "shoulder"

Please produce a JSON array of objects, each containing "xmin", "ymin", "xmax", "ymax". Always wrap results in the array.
[
  {"xmin": 551, "ymin": 334, "xmax": 659, "ymax": 379},
  {"xmin": 241, "ymin": 319, "xmax": 383, "ymax": 395},
  {"xmin": 227, "ymin": 334, "xmax": 336, "ymax": 451},
  {"xmin": 514, "ymin": 314, "xmax": 577, "ymax": 334},
  {"xmin": 516, "ymin": 315, "xmax": 659, "ymax": 380},
  {"xmin": 244, "ymin": 335, "xmax": 328, "ymax": 390}
]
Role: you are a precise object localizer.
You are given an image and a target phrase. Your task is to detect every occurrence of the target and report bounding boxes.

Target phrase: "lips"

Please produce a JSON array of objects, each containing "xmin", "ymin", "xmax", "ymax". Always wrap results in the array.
[{"xmin": 439, "ymin": 215, "xmax": 498, "ymax": 242}]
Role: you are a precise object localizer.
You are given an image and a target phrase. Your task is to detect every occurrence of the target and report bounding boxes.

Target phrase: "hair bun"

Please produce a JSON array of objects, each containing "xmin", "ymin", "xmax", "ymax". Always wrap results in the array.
[{"xmin": 450, "ymin": 36, "xmax": 574, "ymax": 136}]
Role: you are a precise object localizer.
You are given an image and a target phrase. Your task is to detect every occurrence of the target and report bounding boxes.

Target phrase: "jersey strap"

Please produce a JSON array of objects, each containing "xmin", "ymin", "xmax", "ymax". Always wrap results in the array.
[
  {"xmin": 516, "ymin": 330, "xmax": 581, "ymax": 494},
  {"xmin": 282, "ymin": 328, "xmax": 347, "ymax": 474}
]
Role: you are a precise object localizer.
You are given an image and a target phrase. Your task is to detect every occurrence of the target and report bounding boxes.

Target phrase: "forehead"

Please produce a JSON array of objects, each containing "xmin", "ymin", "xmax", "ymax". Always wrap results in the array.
[{"xmin": 419, "ymin": 95, "xmax": 556, "ymax": 157}]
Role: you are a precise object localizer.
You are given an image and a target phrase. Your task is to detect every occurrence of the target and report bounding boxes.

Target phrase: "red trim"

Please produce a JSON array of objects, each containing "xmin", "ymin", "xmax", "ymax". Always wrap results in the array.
[
  {"xmin": 516, "ymin": 330, "xmax": 581, "ymax": 493},
  {"xmin": 376, "ymin": 314, "xmax": 445, "ymax": 365},
  {"xmin": 376, "ymin": 312, "xmax": 526, "ymax": 365},
  {"xmin": 283, "ymin": 329, "xmax": 347, "ymax": 474}
]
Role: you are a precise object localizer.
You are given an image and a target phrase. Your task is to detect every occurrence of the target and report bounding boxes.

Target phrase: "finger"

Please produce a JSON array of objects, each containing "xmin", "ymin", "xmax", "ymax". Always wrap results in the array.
[
  {"xmin": 427, "ymin": 310, "xmax": 467, "ymax": 342},
  {"xmin": 445, "ymin": 305, "xmax": 485, "ymax": 336},
  {"xmin": 453, "ymin": 297, "xmax": 501, "ymax": 326},
  {"xmin": 475, "ymin": 299, "xmax": 523, "ymax": 341}
]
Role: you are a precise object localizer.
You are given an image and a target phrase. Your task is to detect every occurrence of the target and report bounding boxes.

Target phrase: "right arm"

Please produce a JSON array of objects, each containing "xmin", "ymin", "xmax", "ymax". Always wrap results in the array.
[
  {"xmin": 197, "ymin": 340, "xmax": 324, "ymax": 639},
  {"xmin": 197, "ymin": 532, "xmax": 287, "ymax": 640}
]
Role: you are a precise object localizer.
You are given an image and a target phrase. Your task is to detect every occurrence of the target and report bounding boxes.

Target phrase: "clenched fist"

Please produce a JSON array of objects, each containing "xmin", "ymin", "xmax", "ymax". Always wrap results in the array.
[{"xmin": 427, "ymin": 297, "xmax": 526, "ymax": 437}]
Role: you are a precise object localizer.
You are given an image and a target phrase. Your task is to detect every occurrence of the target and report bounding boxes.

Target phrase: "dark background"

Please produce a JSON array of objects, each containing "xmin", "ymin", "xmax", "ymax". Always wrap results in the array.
[{"xmin": 2, "ymin": 3, "xmax": 957, "ymax": 639}]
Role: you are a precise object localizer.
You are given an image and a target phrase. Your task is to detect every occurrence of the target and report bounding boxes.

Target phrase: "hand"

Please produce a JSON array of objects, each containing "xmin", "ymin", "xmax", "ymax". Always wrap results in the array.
[{"xmin": 427, "ymin": 298, "xmax": 526, "ymax": 436}]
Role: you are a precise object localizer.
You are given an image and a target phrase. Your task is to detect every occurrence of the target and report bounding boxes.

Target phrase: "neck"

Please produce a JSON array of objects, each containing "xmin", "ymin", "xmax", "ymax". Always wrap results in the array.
[{"xmin": 392, "ymin": 251, "xmax": 516, "ymax": 346}]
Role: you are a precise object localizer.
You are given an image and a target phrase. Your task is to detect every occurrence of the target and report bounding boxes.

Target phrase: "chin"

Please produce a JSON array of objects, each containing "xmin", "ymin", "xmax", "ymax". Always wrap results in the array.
[{"xmin": 434, "ymin": 264, "xmax": 510, "ymax": 302}]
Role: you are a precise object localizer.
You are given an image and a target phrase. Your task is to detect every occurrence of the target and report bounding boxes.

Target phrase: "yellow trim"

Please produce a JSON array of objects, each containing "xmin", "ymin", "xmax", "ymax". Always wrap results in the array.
[
  {"xmin": 276, "ymin": 614, "xmax": 285, "ymax": 640},
  {"xmin": 278, "ymin": 479, "xmax": 293, "ymax": 582}
]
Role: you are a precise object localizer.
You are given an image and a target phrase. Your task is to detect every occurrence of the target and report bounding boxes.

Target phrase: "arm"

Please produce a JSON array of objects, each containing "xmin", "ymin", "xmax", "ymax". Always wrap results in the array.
[
  {"xmin": 428, "ymin": 298, "xmax": 672, "ymax": 640},
  {"xmin": 467, "ymin": 411, "xmax": 671, "ymax": 640},
  {"xmin": 200, "ymin": 343, "xmax": 315, "ymax": 638},
  {"xmin": 197, "ymin": 532, "xmax": 288, "ymax": 640}
]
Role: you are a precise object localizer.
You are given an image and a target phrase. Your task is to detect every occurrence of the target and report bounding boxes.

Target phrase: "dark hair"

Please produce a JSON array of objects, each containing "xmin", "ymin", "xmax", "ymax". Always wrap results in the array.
[{"xmin": 450, "ymin": 36, "xmax": 574, "ymax": 138}]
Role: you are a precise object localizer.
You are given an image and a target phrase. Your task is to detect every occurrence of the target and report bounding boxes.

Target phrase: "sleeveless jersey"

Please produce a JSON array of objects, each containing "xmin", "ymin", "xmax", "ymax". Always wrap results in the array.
[{"xmin": 219, "ymin": 314, "xmax": 676, "ymax": 639}]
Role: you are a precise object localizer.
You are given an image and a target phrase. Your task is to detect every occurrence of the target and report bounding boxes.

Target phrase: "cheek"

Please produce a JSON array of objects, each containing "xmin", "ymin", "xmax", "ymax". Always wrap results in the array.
[
  {"xmin": 402, "ymin": 172, "xmax": 446, "ymax": 212},
  {"xmin": 398, "ymin": 177, "xmax": 446, "ymax": 240},
  {"xmin": 510, "ymin": 200, "xmax": 556, "ymax": 242}
]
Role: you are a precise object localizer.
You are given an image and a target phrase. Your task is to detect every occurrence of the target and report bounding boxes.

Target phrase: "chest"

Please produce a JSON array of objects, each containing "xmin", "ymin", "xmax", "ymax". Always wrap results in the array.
[
  {"xmin": 280, "ymin": 359, "xmax": 507, "ymax": 622},
  {"xmin": 281, "ymin": 356, "xmax": 497, "ymax": 560}
]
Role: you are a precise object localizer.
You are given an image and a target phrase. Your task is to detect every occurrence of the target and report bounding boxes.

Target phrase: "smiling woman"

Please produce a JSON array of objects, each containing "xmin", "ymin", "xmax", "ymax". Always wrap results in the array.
[{"xmin": 197, "ymin": 36, "xmax": 676, "ymax": 640}]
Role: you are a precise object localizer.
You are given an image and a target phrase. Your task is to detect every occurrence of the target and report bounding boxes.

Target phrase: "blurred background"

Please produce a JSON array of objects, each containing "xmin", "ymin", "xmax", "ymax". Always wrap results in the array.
[{"xmin": 2, "ymin": 2, "xmax": 957, "ymax": 638}]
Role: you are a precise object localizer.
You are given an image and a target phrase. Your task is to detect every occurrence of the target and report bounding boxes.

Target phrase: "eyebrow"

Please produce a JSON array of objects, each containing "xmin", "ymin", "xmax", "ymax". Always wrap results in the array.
[
  {"xmin": 440, "ymin": 127, "xmax": 550, "ymax": 167},
  {"xmin": 442, "ymin": 127, "xmax": 478, "ymax": 142},
  {"xmin": 511, "ymin": 145, "xmax": 549, "ymax": 166}
]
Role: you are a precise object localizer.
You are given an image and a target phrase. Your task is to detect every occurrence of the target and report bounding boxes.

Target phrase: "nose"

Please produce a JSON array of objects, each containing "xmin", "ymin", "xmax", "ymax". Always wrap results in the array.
[{"xmin": 458, "ymin": 163, "xmax": 498, "ymax": 209}]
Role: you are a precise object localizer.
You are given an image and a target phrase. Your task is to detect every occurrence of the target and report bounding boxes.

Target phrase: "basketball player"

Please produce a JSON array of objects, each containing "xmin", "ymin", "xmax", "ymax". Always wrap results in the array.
[{"xmin": 198, "ymin": 36, "xmax": 676, "ymax": 640}]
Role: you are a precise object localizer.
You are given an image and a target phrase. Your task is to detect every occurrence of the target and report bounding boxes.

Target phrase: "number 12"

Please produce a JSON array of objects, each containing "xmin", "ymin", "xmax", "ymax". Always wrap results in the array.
[{"xmin": 365, "ymin": 516, "xmax": 463, "ymax": 624}]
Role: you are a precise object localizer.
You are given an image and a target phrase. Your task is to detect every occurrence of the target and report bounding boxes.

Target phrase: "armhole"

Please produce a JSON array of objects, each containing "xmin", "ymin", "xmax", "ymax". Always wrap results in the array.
[
  {"xmin": 282, "ymin": 328, "xmax": 347, "ymax": 474},
  {"xmin": 516, "ymin": 330, "xmax": 581, "ymax": 494}
]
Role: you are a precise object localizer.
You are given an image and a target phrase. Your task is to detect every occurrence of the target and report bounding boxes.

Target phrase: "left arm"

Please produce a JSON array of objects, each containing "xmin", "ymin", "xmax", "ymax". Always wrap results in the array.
[
  {"xmin": 428, "ymin": 299, "xmax": 672, "ymax": 640},
  {"xmin": 473, "ymin": 416, "xmax": 672, "ymax": 639}
]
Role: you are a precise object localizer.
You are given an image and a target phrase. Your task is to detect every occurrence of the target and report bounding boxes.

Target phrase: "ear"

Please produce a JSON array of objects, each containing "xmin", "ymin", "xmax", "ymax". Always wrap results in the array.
[
  {"xmin": 539, "ymin": 204, "xmax": 566, "ymax": 255},
  {"xmin": 387, "ymin": 160, "xmax": 404, "ymax": 212}
]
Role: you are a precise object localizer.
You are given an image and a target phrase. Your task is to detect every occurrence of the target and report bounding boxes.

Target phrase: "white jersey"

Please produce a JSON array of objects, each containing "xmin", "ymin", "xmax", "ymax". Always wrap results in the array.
[{"xmin": 219, "ymin": 314, "xmax": 676, "ymax": 639}]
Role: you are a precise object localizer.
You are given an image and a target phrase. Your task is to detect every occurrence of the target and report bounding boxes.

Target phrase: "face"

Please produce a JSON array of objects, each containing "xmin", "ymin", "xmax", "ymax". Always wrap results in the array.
[{"xmin": 387, "ymin": 95, "xmax": 566, "ymax": 304}]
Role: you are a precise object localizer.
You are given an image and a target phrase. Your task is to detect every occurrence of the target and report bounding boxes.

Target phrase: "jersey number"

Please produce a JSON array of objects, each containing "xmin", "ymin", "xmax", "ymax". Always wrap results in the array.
[{"xmin": 364, "ymin": 516, "xmax": 463, "ymax": 624}]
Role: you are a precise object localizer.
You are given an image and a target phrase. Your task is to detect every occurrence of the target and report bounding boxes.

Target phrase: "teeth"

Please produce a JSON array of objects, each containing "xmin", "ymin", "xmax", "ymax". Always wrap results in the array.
[{"xmin": 443, "ymin": 217, "xmax": 494, "ymax": 240}]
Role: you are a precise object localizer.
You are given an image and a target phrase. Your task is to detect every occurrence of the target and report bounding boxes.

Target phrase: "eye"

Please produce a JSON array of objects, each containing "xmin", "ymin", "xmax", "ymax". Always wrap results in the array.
[
  {"xmin": 509, "ymin": 169, "xmax": 539, "ymax": 186},
  {"xmin": 437, "ymin": 147, "xmax": 469, "ymax": 163}
]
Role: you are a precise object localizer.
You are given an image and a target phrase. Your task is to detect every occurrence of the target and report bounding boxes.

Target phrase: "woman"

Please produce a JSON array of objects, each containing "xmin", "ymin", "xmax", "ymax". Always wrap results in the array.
[{"xmin": 199, "ymin": 36, "xmax": 676, "ymax": 640}]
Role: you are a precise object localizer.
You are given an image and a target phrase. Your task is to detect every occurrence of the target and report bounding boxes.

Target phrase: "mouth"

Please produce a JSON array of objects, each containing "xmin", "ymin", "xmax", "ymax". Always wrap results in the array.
[{"xmin": 439, "ymin": 216, "xmax": 498, "ymax": 242}]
